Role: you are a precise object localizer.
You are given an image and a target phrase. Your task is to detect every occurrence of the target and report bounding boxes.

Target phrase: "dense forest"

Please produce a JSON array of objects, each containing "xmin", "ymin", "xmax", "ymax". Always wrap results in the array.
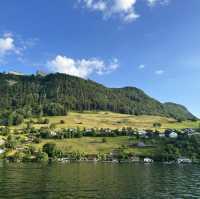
[{"xmin": 0, "ymin": 72, "xmax": 197, "ymax": 126}]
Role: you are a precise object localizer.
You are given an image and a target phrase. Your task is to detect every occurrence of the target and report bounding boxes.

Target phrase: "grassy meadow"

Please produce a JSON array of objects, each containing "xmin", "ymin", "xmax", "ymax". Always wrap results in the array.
[
  {"xmin": 33, "ymin": 136, "xmax": 154, "ymax": 156},
  {"xmin": 12, "ymin": 111, "xmax": 199, "ymax": 131}
]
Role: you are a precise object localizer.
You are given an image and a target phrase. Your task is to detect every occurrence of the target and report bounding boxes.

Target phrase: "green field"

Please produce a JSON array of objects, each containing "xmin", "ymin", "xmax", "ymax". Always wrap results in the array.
[
  {"xmin": 14, "ymin": 111, "xmax": 199, "ymax": 131},
  {"xmin": 33, "ymin": 136, "xmax": 154, "ymax": 156}
]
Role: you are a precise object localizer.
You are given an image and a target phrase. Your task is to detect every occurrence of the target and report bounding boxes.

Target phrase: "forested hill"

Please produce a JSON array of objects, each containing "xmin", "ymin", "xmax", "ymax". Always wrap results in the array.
[{"xmin": 0, "ymin": 72, "xmax": 197, "ymax": 122}]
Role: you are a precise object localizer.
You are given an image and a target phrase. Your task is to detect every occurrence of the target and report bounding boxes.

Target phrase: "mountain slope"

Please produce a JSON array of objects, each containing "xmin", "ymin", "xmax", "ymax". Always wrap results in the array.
[
  {"xmin": 164, "ymin": 102, "xmax": 196, "ymax": 121},
  {"xmin": 0, "ymin": 72, "xmax": 197, "ymax": 121}
]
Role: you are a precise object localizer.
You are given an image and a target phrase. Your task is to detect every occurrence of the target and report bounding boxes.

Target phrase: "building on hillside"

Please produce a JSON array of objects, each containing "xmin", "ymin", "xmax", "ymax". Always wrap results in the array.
[
  {"xmin": 136, "ymin": 142, "xmax": 147, "ymax": 148},
  {"xmin": 177, "ymin": 157, "xmax": 192, "ymax": 164},
  {"xmin": 158, "ymin": 133, "xmax": 166, "ymax": 138},
  {"xmin": 165, "ymin": 130, "xmax": 178, "ymax": 138},
  {"xmin": 144, "ymin": 158, "xmax": 154, "ymax": 163},
  {"xmin": 169, "ymin": 132, "xmax": 178, "ymax": 138},
  {"xmin": 57, "ymin": 158, "xmax": 70, "ymax": 163},
  {"xmin": 130, "ymin": 156, "xmax": 140, "ymax": 162},
  {"xmin": 86, "ymin": 154, "xmax": 98, "ymax": 162},
  {"xmin": 183, "ymin": 128, "xmax": 195, "ymax": 136},
  {"xmin": 0, "ymin": 149, "xmax": 5, "ymax": 155}
]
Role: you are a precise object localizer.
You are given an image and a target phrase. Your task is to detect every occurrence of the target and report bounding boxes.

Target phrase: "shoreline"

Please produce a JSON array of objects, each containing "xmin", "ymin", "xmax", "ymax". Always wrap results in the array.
[{"xmin": 1, "ymin": 158, "xmax": 198, "ymax": 165}]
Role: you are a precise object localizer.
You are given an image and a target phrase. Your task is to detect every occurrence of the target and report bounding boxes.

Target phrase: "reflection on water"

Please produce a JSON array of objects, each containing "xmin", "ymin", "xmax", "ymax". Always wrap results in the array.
[{"xmin": 0, "ymin": 162, "xmax": 200, "ymax": 199}]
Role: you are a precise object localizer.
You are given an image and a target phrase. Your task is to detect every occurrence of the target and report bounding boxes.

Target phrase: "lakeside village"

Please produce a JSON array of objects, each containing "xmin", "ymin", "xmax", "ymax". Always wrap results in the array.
[{"xmin": 0, "ymin": 120, "xmax": 200, "ymax": 164}]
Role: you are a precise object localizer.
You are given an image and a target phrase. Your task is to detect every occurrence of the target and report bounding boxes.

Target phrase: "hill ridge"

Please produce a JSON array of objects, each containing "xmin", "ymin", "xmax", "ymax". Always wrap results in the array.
[{"xmin": 0, "ymin": 72, "xmax": 197, "ymax": 121}]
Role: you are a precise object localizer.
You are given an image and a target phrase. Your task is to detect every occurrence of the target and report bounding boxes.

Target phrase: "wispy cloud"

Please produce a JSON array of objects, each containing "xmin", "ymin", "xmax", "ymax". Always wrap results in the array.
[
  {"xmin": 0, "ymin": 32, "xmax": 38, "ymax": 65},
  {"xmin": 78, "ymin": 0, "xmax": 139, "ymax": 23},
  {"xmin": 0, "ymin": 32, "xmax": 19, "ymax": 56},
  {"xmin": 47, "ymin": 55, "xmax": 119, "ymax": 78},
  {"xmin": 138, "ymin": 64, "xmax": 145, "ymax": 69},
  {"xmin": 78, "ymin": 0, "xmax": 171, "ymax": 23},
  {"xmin": 147, "ymin": 0, "xmax": 171, "ymax": 7},
  {"xmin": 155, "ymin": 69, "xmax": 164, "ymax": 75}
]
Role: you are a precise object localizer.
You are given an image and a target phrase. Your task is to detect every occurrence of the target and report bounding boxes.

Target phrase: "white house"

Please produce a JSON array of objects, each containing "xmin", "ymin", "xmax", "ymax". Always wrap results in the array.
[
  {"xmin": 169, "ymin": 131, "xmax": 178, "ymax": 138},
  {"xmin": 130, "ymin": 156, "xmax": 140, "ymax": 162},
  {"xmin": 177, "ymin": 157, "xmax": 192, "ymax": 164},
  {"xmin": 159, "ymin": 133, "xmax": 165, "ymax": 138},
  {"xmin": 50, "ymin": 131, "xmax": 57, "ymax": 136},
  {"xmin": 138, "ymin": 130, "xmax": 147, "ymax": 135},
  {"xmin": 144, "ymin": 158, "xmax": 154, "ymax": 163},
  {"xmin": 0, "ymin": 149, "xmax": 5, "ymax": 155}
]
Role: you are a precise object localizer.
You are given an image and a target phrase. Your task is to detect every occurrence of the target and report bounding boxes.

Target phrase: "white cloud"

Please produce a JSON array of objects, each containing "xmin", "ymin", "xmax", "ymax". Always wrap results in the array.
[
  {"xmin": 78, "ymin": 0, "xmax": 171, "ymax": 22},
  {"xmin": 0, "ymin": 32, "xmax": 38, "ymax": 66},
  {"xmin": 83, "ymin": 0, "xmax": 107, "ymax": 11},
  {"xmin": 47, "ymin": 55, "xmax": 119, "ymax": 78},
  {"xmin": 79, "ymin": 0, "xmax": 139, "ymax": 23},
  {"xmin": 113, "ymin": 0, "xmax": 136, "ymax": 12},
  {"xmin": 155, "ymin": 69, "xmax": 164, "ymax": 75},
  {"xmin": 0, "ymin": 34, "xmax": 16, "ymax": 56},
  {"xmin": 138, "ymin": 64, "xmax": 145, "ymax": 69},
  {"xmin": 147, "ymin": 0, "xmax": 170, "ymax": 7},
  {"xmin": 0, "ymin": 32, "xmax": 24, "ymax": 57},
  {"xmin": 147, "ymin": 0, "xmax": 158, "ymax": 6}
]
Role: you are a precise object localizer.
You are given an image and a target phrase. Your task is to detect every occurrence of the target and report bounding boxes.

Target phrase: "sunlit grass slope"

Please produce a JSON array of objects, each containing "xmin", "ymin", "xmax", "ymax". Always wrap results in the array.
[{"xmin": 14, "ymin": 111, "xmax": 199, "ymax": 131}]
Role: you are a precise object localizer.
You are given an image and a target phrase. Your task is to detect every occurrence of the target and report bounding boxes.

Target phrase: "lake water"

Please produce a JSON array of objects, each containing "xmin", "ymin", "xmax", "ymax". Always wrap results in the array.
[{"xmin": 0, "ymin": 162, "xmax": 200, "ymax": 199}]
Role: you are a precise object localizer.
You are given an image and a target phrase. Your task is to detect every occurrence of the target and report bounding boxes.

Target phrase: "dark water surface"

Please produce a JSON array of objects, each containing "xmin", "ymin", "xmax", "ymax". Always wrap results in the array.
[{"xmin": 0, "ymin": 162, "xmax": 200, "ymax": 199}]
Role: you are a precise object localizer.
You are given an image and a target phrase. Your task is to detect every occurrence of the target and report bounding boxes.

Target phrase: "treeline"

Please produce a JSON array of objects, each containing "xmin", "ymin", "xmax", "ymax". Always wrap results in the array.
[
  {"xmin": 0, "ymin": 72, "xmax": 197, "ymax": 125},
  {"xmin": 0, "ymin": 103, "xmax": 67, "ymax": 126},
  {"xmin": 154, "ymin": 134, "xmax": 200, "ymax": 161}
]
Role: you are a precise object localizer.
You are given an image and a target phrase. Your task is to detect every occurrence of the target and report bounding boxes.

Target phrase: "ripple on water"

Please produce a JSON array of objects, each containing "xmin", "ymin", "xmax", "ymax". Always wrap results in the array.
[{"xmin": 0, "ymin": 163, "xmax": 200, "ymax": 199}]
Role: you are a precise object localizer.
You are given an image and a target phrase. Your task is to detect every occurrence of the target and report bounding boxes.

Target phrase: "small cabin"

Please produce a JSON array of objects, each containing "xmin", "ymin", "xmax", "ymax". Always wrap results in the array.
[
  {"xmin": 158, "ymin": 133, "xmax": 165, "ymax": 138},
  {"xmin": 136, "ymin": 142, "xmax": 147, "ymax": 148},
  {"xmin": 86, "ymin": 154, "xmax": 98, "ymax": 162},
  {"xmin": 177, "ymin": 157, "xmax": 192, "ymax": 164},
  {"xmin": 169, "ymin": 132, "xmax": 178, "ymax": 138},
  {"xmin": 144, "ymin": 158, "xmax": 154, "ymax": 163},
  {"xmin": 57, "ymin": 158, "xmax": 70, "ymax": 163},
  {"xmin": 130, "ymin": 156, "xmax": 140, "ymax": 162},
  {"xmin": 0, "ymin": 148, "xmax": 5, "ymax": 154},
  {"xmin": 165, "ymin": 130, "xmax": 178, "ymax": 138}
]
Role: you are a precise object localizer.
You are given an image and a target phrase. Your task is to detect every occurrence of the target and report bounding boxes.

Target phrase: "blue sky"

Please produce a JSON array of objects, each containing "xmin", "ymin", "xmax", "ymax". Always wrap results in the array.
[{"xmin": 0, "ymin": 0, "xmax": 200, "ymax": 117}]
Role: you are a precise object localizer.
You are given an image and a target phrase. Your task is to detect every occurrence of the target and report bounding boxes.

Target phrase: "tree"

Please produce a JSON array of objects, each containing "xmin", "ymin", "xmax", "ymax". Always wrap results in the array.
[
  {"xmin": 102, "ymin": 137, "xmax": 107, "ymax": 143},
  {"xmin": 43, "ymin": 118, "xmax": 50, "ymax": 124},
  {"xmin": 5, "ymin": 135, "xmax": 18, "ymax": 149},
  {"xmin": 153, "ymin": 123, "xmax": 162, "ymax": 128},
  {"xmin": 60, "ymin": 120, "xmax": 65, "ymax": 124},
  {"xmin": 49, "ymin": 123, "xmax": 56, "ymax": 130},
  {"xmin": 42, "ymin": 142, "xmax": 57, "ymax": 158},
  {"xmin": 13, "ymin": 114, "xmax": 24, "ymax": 125},
  {"xmin": 36, "ymin": 150, "xmax": 49, "ymax": 162}
]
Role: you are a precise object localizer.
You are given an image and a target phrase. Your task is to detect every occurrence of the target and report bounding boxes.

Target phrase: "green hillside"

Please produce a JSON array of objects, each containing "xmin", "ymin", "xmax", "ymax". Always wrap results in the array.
[
  {"xmin": 0, "ymin": 72, "xmax": 197, "ymax": 125},
  {"xmin": 11, "ymin": 111, "xmax": 199, "ymax": 131}
]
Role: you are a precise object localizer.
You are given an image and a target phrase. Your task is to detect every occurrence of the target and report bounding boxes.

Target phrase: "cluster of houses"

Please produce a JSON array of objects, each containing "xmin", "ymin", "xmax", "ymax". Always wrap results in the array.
[
  {"xmin": 38, "ymin": 126, "xmax": 198, "ymax": 140},
  {"xmin": 136, "ymin": 128, "xmax": 197, "ymax": 139}
]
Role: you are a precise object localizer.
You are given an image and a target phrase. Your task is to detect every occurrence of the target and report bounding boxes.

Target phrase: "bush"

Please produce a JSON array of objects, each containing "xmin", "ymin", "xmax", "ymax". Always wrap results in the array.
[
  {"xmin": 36, "ymin": 150, "xmax": 49, "ymax": 162},
  {"xmin": 60, "ymin": 120, "xmax": 65, "ymax": 124},
  {"xmin": 153, "ymin": 123, "xmax": 162, "ymax": 128},
  {"xmin": 43, "ymin": 103, "xmax": 67, "ymax": 116},
  {"xmin": 42, "ymin": 142, "xmax": 57, "ymax": 158},
  {"xmin": 39, "ymin": 127, "xmax": 51, "ymax": 139},
  {"xmin": 33, "ymin": 137, "xmax": 41, "ymax": 144}
]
